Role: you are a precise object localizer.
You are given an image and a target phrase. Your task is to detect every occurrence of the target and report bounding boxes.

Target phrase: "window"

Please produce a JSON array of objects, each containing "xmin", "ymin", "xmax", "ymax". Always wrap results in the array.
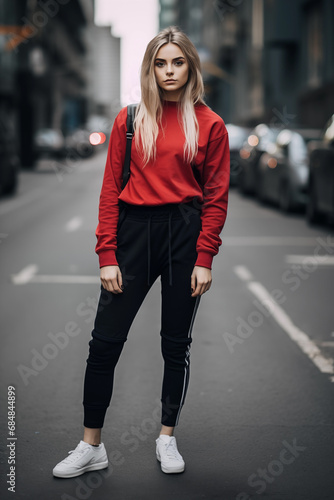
[{"xmin": 305, "ymin": 2, "xmax": 323, "ymax": 87}]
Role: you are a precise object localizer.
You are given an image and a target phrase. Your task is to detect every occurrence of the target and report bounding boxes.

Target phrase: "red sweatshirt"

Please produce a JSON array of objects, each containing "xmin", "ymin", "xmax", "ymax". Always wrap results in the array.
[{"xmin": 95, "ymin": 99, "xmax": 230, "ymax": 270}]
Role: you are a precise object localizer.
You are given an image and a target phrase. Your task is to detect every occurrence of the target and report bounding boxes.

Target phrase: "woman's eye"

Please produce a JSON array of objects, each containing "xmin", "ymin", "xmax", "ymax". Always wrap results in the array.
[
  {"xmin": 175, "ymin": 61, "xmax": 184, "ymax": 66},
  {"xmin": 155, "ymin": 62, "xmax": 164, "ymax": 67}
]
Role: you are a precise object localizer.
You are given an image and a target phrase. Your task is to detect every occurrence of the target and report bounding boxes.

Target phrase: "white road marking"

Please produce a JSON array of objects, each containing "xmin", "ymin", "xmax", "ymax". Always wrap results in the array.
[
  {"xmin": 247, "ymin": 280, "xmax": 334, "ymax": 376},
  {"xmin": 234, "ymin": 265, "xmax": 253, "ymax": 282},
  {"xmin": 224, "ymin": 237, "xmax": 334, "ymax": 246},
  {"xmin": 10, "ymin": 270, "xmax": 158, "ymax": 286},
  {"xmin": 233, "ymin": 265, "xmax": 334, "ymax": 380},
  {"xmin": 65, "ymin": 217, "xmax": 83, "ymax": 232},
  {"xmin": 30, "ymin": 275, "xmax": 99, "ymax": 284},
  {"xmin": 11, "ymin": 264, "xmax": 38, "ymax": 284},
  {"xmin": 319, "ymin": 341, "xmax": 334, "ymax": 347},
  {"xmin": 11, "ymin": 272, "xmax": 99, "ymax": 285},
  {"xmin": 285, "ymin": 255, "xmax": 334, "ymax": 266}
]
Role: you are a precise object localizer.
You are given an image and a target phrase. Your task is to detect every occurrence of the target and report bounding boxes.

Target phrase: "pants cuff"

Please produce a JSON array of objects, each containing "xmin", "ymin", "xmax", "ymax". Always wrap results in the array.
[
  {"xmin": 83, "ymin": 406, "xmax": 107, "ymax": 429},
  {"xmin": 161, "ymin": 400, "xmax": 183, "ymax": 427}
]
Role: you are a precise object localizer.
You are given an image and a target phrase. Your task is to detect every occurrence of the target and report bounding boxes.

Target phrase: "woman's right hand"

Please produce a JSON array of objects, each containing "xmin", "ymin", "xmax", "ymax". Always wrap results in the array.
[{"xmin": 100, "ymin": 265, "xmax": 124, "ymax": 294}]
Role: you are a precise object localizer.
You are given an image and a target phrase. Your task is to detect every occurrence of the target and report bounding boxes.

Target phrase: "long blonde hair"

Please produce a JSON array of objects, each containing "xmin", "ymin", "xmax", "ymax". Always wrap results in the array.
[{"xmin": 134, "ymin": 26, "xmax": 206, "ymax": 166}]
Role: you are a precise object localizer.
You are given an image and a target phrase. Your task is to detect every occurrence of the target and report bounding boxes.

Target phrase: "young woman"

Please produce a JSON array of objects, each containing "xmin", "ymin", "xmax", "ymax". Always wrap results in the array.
[{"xmin": 53, "ymin": 25, "xmax": 230, "ymax": 478}]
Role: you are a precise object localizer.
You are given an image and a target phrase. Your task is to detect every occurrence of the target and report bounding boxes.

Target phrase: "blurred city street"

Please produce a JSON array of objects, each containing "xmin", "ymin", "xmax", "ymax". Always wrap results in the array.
[
  {"xmin": 0, "ymin": 149, "xmax": 333, "ymax": 499},
  {"xmin": 1, "ymin": 0, "xmax": 334, "ymax": 499}
]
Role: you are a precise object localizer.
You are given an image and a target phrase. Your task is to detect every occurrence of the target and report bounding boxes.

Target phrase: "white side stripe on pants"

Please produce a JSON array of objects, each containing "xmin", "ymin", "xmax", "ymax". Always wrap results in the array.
[{"xmin": 175, "ymin": 295, "xmax": 201, "ymax": 426}]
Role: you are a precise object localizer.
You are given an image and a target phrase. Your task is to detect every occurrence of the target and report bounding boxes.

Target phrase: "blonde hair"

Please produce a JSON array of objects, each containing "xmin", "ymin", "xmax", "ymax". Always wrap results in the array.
[{"xmin": 134, "ymin": 26, "xmax": 206, "ymax": 165}]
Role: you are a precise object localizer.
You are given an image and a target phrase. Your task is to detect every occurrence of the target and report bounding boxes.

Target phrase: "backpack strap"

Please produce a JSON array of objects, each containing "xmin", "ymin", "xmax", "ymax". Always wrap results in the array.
[{"xmin": 121, "ymin": 103, "xmax": 137, "ymax": 190}]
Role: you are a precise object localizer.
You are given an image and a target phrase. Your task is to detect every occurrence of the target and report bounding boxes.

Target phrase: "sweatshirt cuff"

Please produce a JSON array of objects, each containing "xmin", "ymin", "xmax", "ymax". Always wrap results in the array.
[
  {"xmin": 195, "ymin": 251, "xmax": 213, "ymax": 269},
  {"xmin": 98, "ymin": 249, "xmax": 119, "ymax": 268}
]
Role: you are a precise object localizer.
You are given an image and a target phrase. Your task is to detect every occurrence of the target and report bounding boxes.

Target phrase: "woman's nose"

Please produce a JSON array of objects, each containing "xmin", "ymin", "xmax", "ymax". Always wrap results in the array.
[{"xmin": 166, "ymin": 64, "xmax": 173, "ymax": 75}]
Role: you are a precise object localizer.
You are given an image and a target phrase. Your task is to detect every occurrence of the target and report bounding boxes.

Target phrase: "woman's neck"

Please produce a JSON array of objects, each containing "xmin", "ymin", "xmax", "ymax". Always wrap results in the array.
[
  {"xmin": 162, "ymin": 97, "xmax": 179, "ymax": 103},
  {"xmin": 162, "ymin": 98, "xmax": 178, "ymax": 106}
]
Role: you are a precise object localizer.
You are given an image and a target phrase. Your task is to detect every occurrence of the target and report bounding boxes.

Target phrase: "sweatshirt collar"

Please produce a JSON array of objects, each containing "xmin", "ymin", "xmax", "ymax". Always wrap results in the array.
[
  {"xmin": 161, "ymin": 99, "xmax": 204, "ymax": 108},
  {"xmin": 162, "ymin": 99, "xmax": 178, "ymax": 107}
]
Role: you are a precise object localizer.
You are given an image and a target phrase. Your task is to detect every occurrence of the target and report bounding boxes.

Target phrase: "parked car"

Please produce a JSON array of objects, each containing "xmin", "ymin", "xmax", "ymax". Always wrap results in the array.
[
  {"xmin": 65, "ymin": 124, "xmax": 108, "ymax": 159},
  {"xmin": 307, "ymin": 114, "xmax": 334, "ymax": 224},
  {"xmin": 225, "ymin": 124, "xmax": 251, "ymax": 186},
  {"xmin": 33, "ymin": 128, "xmax": 66, "ymax": 159},
  {"xmin": 85, "ymin": 114, "xmax": 109, "ymax": 153},
  {"xmin": 257, "ymin": 128, "xmax": 322, "ymax": 212},
  {"xmin": 238, "ymin": 124, "xmax": 281, "ymax": 195},
  {"xmin": 0, "ymin": 103, "xmax": 19, "ymax": 195},
  {"xmin": 86, "ymin": 114, "xmax": 112, "ymax": 138},
  {"xmin": 65, "ymin": 128, "xmax": 94, "ymax": 159}
]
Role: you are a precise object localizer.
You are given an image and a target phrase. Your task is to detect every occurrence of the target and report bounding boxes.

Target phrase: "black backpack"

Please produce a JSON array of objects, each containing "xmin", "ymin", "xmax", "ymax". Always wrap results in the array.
[{"xmin": 121, "ymin": 104, "xmax": 137, "ymax": 190}]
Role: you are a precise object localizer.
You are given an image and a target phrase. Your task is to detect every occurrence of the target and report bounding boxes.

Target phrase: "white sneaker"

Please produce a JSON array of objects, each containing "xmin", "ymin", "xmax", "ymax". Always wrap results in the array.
[
  {"xmin": 156, "ymin": 435, "xmax": 185, "ymax": 474},
  {"xmin": 53, "ymin": 440, "xmax": 108, "ymax": 478}
]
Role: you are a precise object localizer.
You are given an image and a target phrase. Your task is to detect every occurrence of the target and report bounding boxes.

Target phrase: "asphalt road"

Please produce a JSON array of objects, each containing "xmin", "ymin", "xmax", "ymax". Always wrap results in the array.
[{"xmin": 0, "ymin": 149, "xmax": 333, "ymax": 500}]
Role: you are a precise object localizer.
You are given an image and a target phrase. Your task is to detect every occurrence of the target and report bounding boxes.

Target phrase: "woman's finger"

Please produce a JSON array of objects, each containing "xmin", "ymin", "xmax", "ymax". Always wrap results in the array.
[
  {"xmin": 111, "ymin": 276, "xmax": 123, "ymax": 293},
  {"xmin": 192, "ymin": 281, "xmax": 202, "ymax": 297},
  {"xmin": 117, "ymin": 268, "xmax": 123, "ymax": 290},
  {"xmin": 190, "ymin": 273, "xmax": 196, "ymax": 294}
]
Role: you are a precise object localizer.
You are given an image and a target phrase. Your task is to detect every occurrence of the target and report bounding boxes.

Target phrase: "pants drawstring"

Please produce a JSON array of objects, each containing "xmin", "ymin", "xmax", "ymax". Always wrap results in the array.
[
  {"xmin": 168, "ymin": 211, "xmax": 173, "ymax": 286},
  {"xmin": 147, "ymin": 214, "xmax": 152, "ymax": 286},
  {"xmin": 146, "ymin": 212, "xmax": 173, "ymax": 287}
]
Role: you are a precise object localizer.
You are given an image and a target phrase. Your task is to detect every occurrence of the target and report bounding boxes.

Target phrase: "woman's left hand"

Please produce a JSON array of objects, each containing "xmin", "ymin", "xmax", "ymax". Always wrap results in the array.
[{"xmin": 191, "ymin": 266, "xmax": 212, "ymax": 297}]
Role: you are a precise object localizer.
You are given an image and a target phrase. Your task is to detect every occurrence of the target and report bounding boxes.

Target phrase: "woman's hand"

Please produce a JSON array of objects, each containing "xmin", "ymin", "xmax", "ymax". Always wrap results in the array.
[
  {"xmin": 191, "ymin": 266, "xmax": 212, "ymax": 297},
  {"xmin": 100, "ymin": 265, "xmax": 124, "ymax": 294}
]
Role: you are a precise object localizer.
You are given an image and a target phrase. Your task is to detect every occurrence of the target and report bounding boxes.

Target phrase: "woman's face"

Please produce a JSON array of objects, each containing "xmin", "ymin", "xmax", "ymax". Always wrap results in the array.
[{"xmin": 154, "ymin": 43, "xmax": 189, "ymax": 101}]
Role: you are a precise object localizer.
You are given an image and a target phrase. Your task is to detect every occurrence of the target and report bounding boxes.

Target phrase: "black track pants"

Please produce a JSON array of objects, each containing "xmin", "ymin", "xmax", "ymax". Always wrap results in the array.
[{"xmin": 83, "ymin": 200, "xmax": 202, "ymax": 428}]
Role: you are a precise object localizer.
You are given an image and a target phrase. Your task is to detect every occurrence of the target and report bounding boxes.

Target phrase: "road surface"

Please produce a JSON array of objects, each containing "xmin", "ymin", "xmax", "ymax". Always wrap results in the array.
[{"xmin": 0, "ymin": 150, "xmax": 333, "ymax": 500}]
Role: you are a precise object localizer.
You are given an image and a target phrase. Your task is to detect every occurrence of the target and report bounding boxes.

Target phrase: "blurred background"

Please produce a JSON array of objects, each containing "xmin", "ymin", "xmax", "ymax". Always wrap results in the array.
[
  {"xmin": 0, "ymin": 0, "xmax": 333, "ymax": 222},
  {"xmin": 1, "ymin": 2, "xmax": 334, "ymax": 499}
]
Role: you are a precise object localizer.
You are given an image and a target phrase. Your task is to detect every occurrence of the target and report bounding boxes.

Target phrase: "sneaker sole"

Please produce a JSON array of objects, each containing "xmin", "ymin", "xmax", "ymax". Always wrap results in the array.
[
  {"xmin": 156, "ymin": 453, "xmax": 185, "ymax": 474},
  {"xmin": 53, "ymin": 460, "xmax": 109, "ymax": 478}
]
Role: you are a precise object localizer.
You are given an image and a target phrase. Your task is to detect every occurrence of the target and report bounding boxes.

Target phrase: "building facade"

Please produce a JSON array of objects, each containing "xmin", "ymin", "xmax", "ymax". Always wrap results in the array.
[
  {"xmin": 0, "ymin": 0, "xmax": 121, "ymax": 168},
  {"xmin": 159, "ymin": 0, "xmax": 334, "ymax": 128},
  {"xmin": 85, "ymin": 24, "xmax": 121, "ymax": 121}
]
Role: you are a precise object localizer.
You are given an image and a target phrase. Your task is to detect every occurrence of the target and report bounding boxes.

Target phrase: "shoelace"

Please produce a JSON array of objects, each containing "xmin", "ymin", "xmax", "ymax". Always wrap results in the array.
[
  {"xmin": 62, "ymin": 447, "xmax": 88, "ymax": 464},
  {"xmin": 164, "ymin": 440, "xmax": 180, "ymax": 460}
]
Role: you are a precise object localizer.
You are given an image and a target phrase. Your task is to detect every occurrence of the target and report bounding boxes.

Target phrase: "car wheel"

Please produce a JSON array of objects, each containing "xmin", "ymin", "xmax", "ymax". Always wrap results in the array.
[
  {"xmin": 256, "ymin": 176, "xmax": 266, "ymax": 204},
  {"xmin": 279, "ymin": 182, "xmax": 294, "ymax": 213},
  {"xmin": 238, "ymin": 171, "xmax": 247, "ymax": 194},
  {"xmin": 2, "ymin": 161, "xmax": 19, "ymax": 195},
  {"xmin": 306, "ymin": 181, "xmax": 322, "ymax": 224},
  {"xmin": 238, "ymin": 167, "xmax": 252, "ymax": 195}
]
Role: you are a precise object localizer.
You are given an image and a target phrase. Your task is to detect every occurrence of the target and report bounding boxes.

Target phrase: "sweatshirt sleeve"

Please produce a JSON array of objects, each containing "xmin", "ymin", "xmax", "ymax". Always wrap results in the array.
[
  {"xmin": 95, "ymin": 107, "xmax": 127, "ymax": 268},
  {"xmin": 195, "ymin": 129, "xmax": 230, "ymax": 269}
]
